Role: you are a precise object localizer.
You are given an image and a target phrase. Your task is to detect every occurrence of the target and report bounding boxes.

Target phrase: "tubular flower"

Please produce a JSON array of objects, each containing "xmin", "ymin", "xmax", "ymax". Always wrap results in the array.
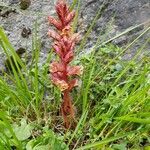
[{"xmin": 48, "ymin": 0, "xmax": 82, "ymax": 128}]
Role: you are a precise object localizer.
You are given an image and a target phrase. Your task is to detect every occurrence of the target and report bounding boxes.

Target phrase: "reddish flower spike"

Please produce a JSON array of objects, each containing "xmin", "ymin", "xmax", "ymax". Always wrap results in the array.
[
  {"xmin": 50, "ymin": 62, "xmax": 64, "ymax": 73},
  {"xmin": 48, "ymin": 0, "xmax": 83, "ymax": 129},
  {"xmin": 67, "ymin": 66, "xmax": 83, "ymax": 76},
  {"xmin": 48, "ymin": 30, "xmax": 61, "ymax": 41},
  {"xmin": 48, "ymin": 16, "xmax": 62, "ymax": 30}
]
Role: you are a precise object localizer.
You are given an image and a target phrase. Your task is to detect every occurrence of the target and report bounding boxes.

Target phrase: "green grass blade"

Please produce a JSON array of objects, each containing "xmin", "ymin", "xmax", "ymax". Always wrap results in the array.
[{"xmin": 76, "ymin": 131, "xmax": 136, "ymax": 150}]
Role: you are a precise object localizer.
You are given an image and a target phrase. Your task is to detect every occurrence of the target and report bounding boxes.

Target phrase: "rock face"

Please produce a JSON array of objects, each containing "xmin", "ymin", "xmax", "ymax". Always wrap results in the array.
[
  {"xmin": 79, "ymin": 0, "xmax": 150, "ymax": 59},
  {"xmin": 0, "ymin": 0, "xmax": 150, "ymax": 68},
  {"xmin": 20, "ymin": 0, "xmax": 31, "ymax": 10}
]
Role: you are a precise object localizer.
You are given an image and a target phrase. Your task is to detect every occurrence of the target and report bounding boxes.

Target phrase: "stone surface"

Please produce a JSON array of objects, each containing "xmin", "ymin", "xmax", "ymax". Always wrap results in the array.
[
  {"xmin": 20, "ymin": 0, "xmax": 31, "ymax": 10},
  {"xmin": 0, "ymin": 0, "xmax": 150, "ymax": 68}
]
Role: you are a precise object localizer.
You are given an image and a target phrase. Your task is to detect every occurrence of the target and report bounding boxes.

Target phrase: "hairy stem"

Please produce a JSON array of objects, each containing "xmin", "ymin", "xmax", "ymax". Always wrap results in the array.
[{"xmin": 61, "ymin": 90, "xmax": 75, "ymax": 128}]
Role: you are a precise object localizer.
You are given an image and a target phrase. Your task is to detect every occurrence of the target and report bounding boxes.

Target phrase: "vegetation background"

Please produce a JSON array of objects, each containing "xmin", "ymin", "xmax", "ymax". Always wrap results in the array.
[{"xmin": 0, "ymin": 0, "xmax": 150, "ymax": 149}]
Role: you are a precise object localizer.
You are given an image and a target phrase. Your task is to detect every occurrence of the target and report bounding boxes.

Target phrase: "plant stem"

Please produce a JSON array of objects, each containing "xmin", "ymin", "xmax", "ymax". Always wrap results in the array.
[{"xmin": 61, "ymin": 90, "xmax": 75, "ymax": 128}]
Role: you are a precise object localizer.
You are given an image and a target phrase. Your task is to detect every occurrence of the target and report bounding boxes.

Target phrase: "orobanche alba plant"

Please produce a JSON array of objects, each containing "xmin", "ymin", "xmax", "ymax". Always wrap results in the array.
[{"xmin": 48, "ymin": 0, "xmax": 83, "ymax": 128}]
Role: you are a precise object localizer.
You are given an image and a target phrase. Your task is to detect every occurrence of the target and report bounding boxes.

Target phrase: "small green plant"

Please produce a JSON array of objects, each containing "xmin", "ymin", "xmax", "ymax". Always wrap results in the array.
[{"xmin": 48, "ymin": 0, "xmax": 83, "ymax": 128}]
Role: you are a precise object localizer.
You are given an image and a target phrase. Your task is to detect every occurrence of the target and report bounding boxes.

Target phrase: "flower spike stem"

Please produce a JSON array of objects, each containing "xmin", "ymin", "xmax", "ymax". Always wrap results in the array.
[{"xmin": 48, "ymin": 0, "xmax": 82, "ymax": 129}]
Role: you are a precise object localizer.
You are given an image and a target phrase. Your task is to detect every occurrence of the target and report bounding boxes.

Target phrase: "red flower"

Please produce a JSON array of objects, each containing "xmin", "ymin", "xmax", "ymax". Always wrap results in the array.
[
  {"xmin": 48, "ymin": 29, "xmax": 61, "ymax": 41},
  {"xmin": 68, "ymin": 79, "xmax": 78, "ymax": 91},
  {"xmin": 50, "ymin": 62, "xmax": 64, "ymax": 73},
  {"xmin": 48, "ymin": 0, "xmax": 83, "ymax": 129},
  {"xmin": 67, "ymin": 66, "xmax": 83, "ymax": 76},
  {"xmin": 52, "ymin": 77, "xmax": 69, "ymax": 91},
  {"xmin": 48, "ymin": 16, "xmax": 62, "ymax": 30}
]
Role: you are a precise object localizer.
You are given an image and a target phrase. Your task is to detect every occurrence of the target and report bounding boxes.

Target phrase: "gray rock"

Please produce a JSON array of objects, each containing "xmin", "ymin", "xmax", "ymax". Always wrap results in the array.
[
  {"xmin": 0, "ymin": 0, "xmax": 150, "ymax": 70},
  {"xmin": 21, "ymin": 26, "xmax": 31, "ymax": 38},
  {"xmin": 9, "ymin": 0, "xmax": 19, "ymax": 4},
  {"xmin": 20, "ymin": 0, "xmax": 31, "ymax": 10}
]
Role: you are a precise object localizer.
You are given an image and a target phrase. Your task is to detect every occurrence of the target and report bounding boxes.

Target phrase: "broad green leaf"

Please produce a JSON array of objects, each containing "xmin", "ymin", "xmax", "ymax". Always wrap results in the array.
[
  {"xmin": 13, "ymin": 119, "xmax": 33, "ymax": 141},
  {"xmin": 33, "ymin": 145, "xmax": 50, "ymax": 150}
]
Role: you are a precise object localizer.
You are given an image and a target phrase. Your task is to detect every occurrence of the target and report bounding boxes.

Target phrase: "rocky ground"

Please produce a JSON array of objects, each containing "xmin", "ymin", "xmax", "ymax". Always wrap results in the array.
[{"xmin": 0, "ymin": 0, "xmax": 150, "ymax": 69}]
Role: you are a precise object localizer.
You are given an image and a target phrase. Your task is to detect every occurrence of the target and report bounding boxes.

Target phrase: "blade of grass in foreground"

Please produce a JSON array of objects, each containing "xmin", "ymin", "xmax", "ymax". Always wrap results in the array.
[
  {"xmin": 81, "ymin": 51, "xmax": 96, "ymax": 112},
  {"xmin": 70, "ymin": 0, "xmax": 78, "ymax": 10},
  {"xmin": 67, "ymin": 110, "xmax": 88, "ymax": 146},
  {"xmin": 72, "ymin": 0, "xmax": 81, "ymax": 33},
  {"xmin": 115, "ymin": 116, "xmax": 150, "ymax": 124},
  {"xmin": 0, "ymin": 27, "xmax": 32, "ymax": 104},
  {"xmin": 109, "ymin": 38, "xmax": 150, "ymax": 92},
  {"xmin": 0, "ymin": 111, "xmax": 23, "ymax": 150},
  {"xmin": 76, "ymin": 131, "xmax": 136, "ymax": 150}
]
